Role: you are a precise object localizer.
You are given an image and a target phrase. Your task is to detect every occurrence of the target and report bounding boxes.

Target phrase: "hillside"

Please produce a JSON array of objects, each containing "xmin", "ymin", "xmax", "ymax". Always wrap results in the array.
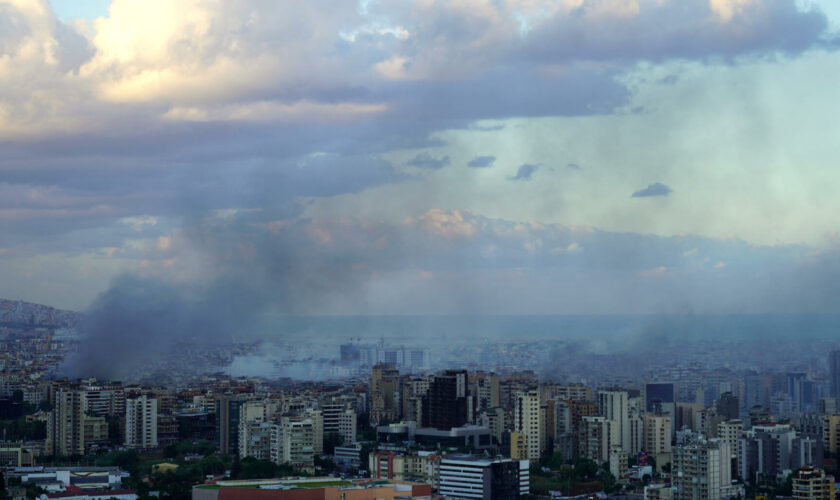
[{"xmin": 0, "ymin": 298, "xmax": 79, "ymax": 328}]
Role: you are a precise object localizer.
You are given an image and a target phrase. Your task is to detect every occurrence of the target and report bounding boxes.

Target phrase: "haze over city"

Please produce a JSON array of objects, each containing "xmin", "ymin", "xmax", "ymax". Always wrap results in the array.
[{"xmin": 2, "ymin": 1, "xmax": 840, "ymax": 499}]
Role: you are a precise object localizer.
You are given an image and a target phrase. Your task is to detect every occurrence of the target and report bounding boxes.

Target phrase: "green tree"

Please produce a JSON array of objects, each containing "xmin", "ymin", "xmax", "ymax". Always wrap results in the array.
[
  {"xmin": 231, "ymin": 454, "xmax": 242, "ymax": 479},
  {"xmin": 323, "ymin": 432, "xmax": 344, "ymax": 455},
  {"xmin": 599, "ymin": 469, "xmax": 619, "ymax": 493}
]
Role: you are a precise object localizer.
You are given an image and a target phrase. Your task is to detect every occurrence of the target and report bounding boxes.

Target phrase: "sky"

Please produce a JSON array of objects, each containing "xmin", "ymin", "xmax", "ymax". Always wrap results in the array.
[{"xmin": 2, "ymin": 0, "xmax": 840, "ymax": 315}]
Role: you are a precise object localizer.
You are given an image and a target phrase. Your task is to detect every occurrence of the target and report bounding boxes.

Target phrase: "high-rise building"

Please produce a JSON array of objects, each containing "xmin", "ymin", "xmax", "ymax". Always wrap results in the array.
[
  {"xmin": 472, "ymin": 372, "xmax": 500, "ymax": 414},
  {"xmin": 715, "ymin": 392, "xmax": 739, "ymax": 420},
  {"xmin": 599, "ymin": 390, "xmax": 631, "ymax": 452},
  {"xmin": 793, "ymin": 466, "xmax": 835, "ymax": 500},
  {"xmin": 830, "ymin": 351, "xmax": 840, "ymax": 399},
  {"xmin": 645, "ymin": 383, "xmax": 676, "ymax": 437},
  {"xmin": 610, "ymin": 446, "xmax": 629, "ymax": 481},
  {"xmin": 216, "ymin": 395, "xmax": 251, "ymax": 456},
  {"xmin": 125, "ymin": 395, "xmax": 158, "ymax": 449},
  {"xmin": 738, "ymin": 424, "xmax": 796, "ymax": 483},
  {"xmin": 400, "ymin": 376, "xmax": 430, "ymax": 423},
  {"xmin": 514, "ymin": 391, "xmax": 543, "ymax": 462},
  {"xmin": 579, "ymin": 416, "xmax": 616, "ymax": 463},
  {"xmin": 45, "ymin": 386, "xmax": 108, "ymax": 457},
  {"xmin": 673, "ymin": 439, "xmax": 742, "ymax": 500},
  {"xmin": 371, "ymin": 364, "xmax": 400, "ymax": 426},
  {"xmin": 439, "ymin": 456, "xmax": 529, "ymax": 499},
  {"xmin": 271, "ymin": 416, "xmax": 316, "ymax": 473},
  {"xmin": 46, "ymin": 387, "xmax": 84, "ymax": 457},
  {"xmin": 422, "ymin": 370, "xmax": 468, "ymax": 430},
  {"xmin": 823, "ymin": 415, "xmax": 840, "ymax": 455},
  {"xmin": 644, "ymin": 414, "xmax": 672, "ymax": 456}
]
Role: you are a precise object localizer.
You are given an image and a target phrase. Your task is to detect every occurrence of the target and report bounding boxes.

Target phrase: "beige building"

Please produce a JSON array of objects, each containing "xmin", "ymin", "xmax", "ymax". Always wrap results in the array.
[
  {"xmin": 645, "ymin": 414, "xmax": 672, "ymax": 455},
  {"xmin": 371, "ymin": 364, "xmax": 400, "ymax": 426},
  {"xmin": 46, "ymin": 386, "xmax": 109, "ymax": 456},
  {"xmin": 793, "ymin": 466, "xmax": 835, "ymax": 500},
  {"xmin": 0, "ymin": 443, "xmax": 34, "ymax": 466},
  {"xmin": 271, "ymin": 416, "xmax": 316, "ymax": 473},
  {"xmin": 514, "ymin": 391, "xmax": 543, "ymax": 462},
  {"xmin": 510, "ymin": 431, "xmax": 528, "ymax": 460}
]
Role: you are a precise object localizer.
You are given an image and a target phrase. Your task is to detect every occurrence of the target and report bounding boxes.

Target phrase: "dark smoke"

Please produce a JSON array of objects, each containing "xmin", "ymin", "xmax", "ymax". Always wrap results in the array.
[{"xmin": 59, "ymin": 213, "xmax": 370, "ymax": 380}]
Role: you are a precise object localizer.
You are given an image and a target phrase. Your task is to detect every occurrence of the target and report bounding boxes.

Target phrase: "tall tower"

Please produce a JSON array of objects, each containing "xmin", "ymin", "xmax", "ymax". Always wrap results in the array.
[
  {"xmin": 370, "ymin": 364, "xmax": 399, "ymax": 426},
  {"xmin": 598, "ymin": 390, "xmax": 630, "ymax": 452},
  {"xmin": 514, "ymin": 391, "xmax": 543, "ymax": 462},
  {"xmin": 46, "ymin": 386, "xmax": 86, "ymax": 456},
  {"xmin": 125, "ymin": 395, "xmax": 158, "ymax": 449}
]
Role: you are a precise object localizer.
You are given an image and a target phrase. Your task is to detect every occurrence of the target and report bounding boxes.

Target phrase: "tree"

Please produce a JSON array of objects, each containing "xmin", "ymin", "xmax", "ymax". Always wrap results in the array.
[
  {"xmin": 599, "ymin": 469, "xmax": 619, "ymax": 493},
  {"xmin": 662, "ymin": 462, "xmax": 671, "ymax": 474},
  {"xmin": 231, "ymin": 454, "xmax": 242, "ymax": 479},
  {"xmin": 323, "ymin": 432, "xmax": 344, "ymax": 455},
  {"xmin": 543, "ymin": 451, "xmax": 564, "ymax": 470},
  {"xmin": 358, "ymin": 443, "xmax": 374, "ymax": 472}
]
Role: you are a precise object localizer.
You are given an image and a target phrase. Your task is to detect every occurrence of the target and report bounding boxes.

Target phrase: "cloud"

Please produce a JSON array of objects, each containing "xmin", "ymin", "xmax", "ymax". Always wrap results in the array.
[
  {"xmin": 632, "ymin": 182, "xmax": 672, "ymax": 197},
  {"xmin": 407, "ymin": 152, "xmax": 451, "ymax": 169},
  {"xmin": 467, "ymin": 155, "xmax": 496, "ymax": 168},
  {"xmin": 566, "ymin": 162, "xmax": 581, "ymax": 170},
  {"xmin": 0, "ymin": 0, "xmax": 837, "ymax": 318},
  {"xmin": 508, "ymin": 164, "xmax": 539, "ymax": 181}
]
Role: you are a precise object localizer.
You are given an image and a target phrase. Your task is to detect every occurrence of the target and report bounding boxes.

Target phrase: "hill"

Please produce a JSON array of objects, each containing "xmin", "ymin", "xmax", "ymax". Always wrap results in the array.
[{"xmin": 0, "ymin": 298, "xmax": 79, "ymax": 328}]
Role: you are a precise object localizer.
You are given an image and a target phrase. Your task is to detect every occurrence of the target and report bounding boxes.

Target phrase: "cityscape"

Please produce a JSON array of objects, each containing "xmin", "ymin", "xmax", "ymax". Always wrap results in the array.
[{"xmin": 2, "ymin": 0, "xmax": 840, "ymax": 499}]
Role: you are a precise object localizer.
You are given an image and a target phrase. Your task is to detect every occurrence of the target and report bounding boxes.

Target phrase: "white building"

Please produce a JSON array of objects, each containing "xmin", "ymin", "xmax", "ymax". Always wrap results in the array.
[
  {"xmin": 125, "ymin": 395, "xmax": 157, "ymax": 449},
  {"xmin": 599, "ymin": 390, "xmax": 631, "ymax": 452},
  {"xmin": 439, "ymin": 456, "xmax": 529, "ymax": 499}
]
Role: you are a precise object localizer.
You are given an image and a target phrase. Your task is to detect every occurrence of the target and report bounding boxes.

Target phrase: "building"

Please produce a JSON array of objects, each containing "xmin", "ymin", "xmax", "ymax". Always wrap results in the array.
[
  {"xmin": 510, "ymin": 432, "xmax": 527, "ymax": 460},
  {"xmin": 472, "ymin": 373, "xmax": 500, "ymax": 414},
  {"xmin": 439, "ymin": 456, "xmax": 529, "ymax": 499},
  {"xmin": 579, "ymin": 416, "xmax": 615, "ymax": 463},
  {"xmin": 271, "ymin": 417, "xmax": 316, "ymax": 473},
  {"xmin": 738, "ymin": 424, "xmax": 796, "ymax": 484},
  {"xmin": 480, "ymin": 407, "xmax": 505, "ymax": 444},
  {"xmin": 370, "ymin": 364, "xmax": 400, "ymax": 426},
  {"xmin": 513, "ymin": 391, "xmax": 543, "ymax": 462},
  {"xmin": 644, "ymin": 414, "xmax": 672, "ymax": 456},
  {"xmin": 610, "ymin": 446, "xmax": 629, "ymax": 481},
  {"xmin": 216, "ymin": 395, "xmax": 251, "ymax": 456},
  {"xmin": 715, "ymin": 392, "xmax": 739, "ymax": 420},
  {"xmin": 0, "ymin": 442, "xmax": 35, "ymax": 466},
  {"xmin": 192, "ymin": 477, "xmax": 432, "ymax": 500},
  {"xmin": 673, "ymin": 439, "xmax": 743, "ymax": 500},
  {"xmin": 792, "ymin": 466, "xmax": 835, "ymax": 500},
  {"xmin": 646, "ymin": 383, "xmax": 676, "ymax": 436},
  {"xmin": 334, "ymin": 443, "xmax": 362, "ymax": 470},
  {"xmin": 320, "ymin": 401, "xmax": 357, "ymax": 444},
  {"xmin": 421, "ymin": 370, "xmax": 468, "ymax": 430},
  {"xmin": 599, "ymin": 390, "xmax": 631, "ymax": 452},
  {"xmin": 830, "ymin": 350, "xmax": 840, "ymax": 399},
  {"xmin": 46, "ymin": 386, "xmax": 109, "ymax": 457},
  {"xmin": 125, "ymin": 395, "xmax": 157, "ymax": 449}
]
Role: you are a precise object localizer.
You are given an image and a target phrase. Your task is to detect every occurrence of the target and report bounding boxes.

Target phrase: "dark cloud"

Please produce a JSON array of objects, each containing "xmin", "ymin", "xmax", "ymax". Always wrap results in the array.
[
  {"xmin": 632, "ymin": 182, "xmax": 672, "ymax": 197},
  {"xmin": 407, "ymin": 152, "xmax": 451, "ymax": 169},
  {"xmin": 519, "ymin": 0, "xmax": 829, "ymax": 63},
  {"xmin": 566, "ymin": 163, "xmax": 581, "ymax": 170},
  {"xmin": 467, "ymin": 155, "xmax": 496, "ymax": 168},
  {"xmin": 508, "ymin": 164, "xmax": 539, "ymax": 181}
]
